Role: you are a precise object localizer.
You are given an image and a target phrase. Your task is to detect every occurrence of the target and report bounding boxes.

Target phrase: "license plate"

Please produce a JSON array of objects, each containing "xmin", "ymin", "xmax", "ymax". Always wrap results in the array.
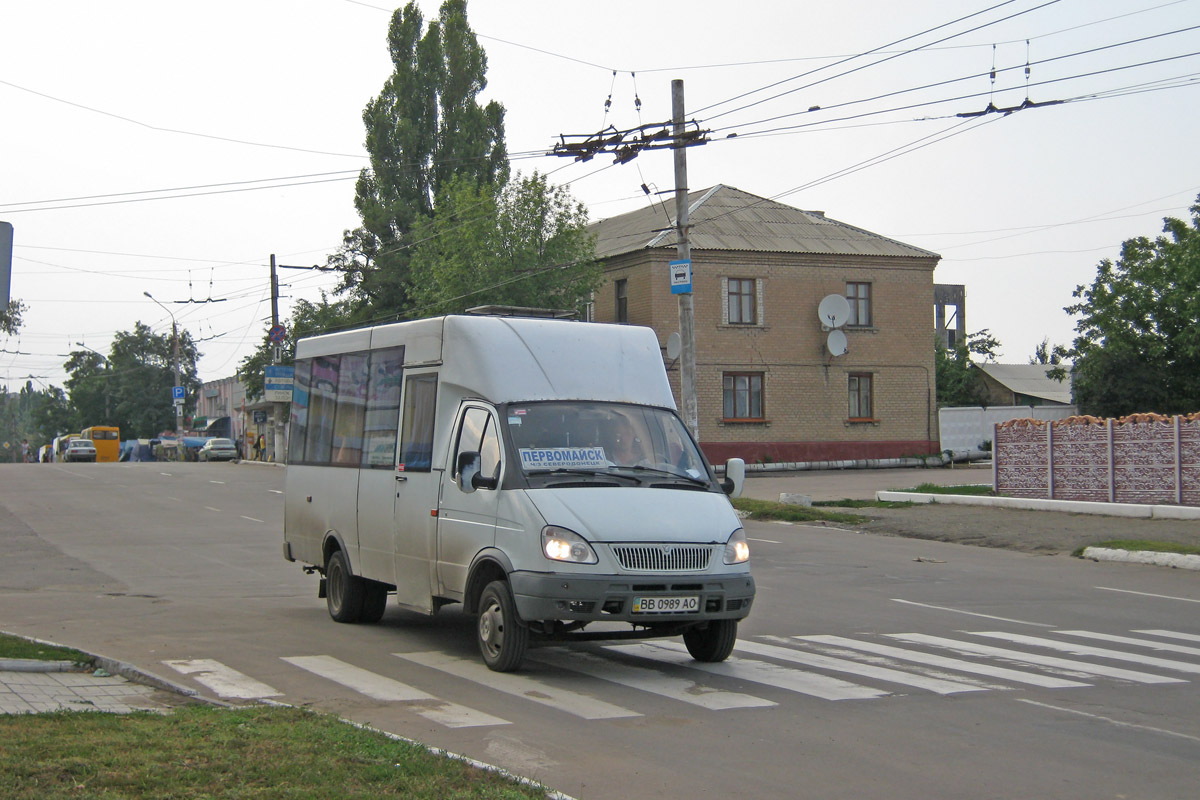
[{"xmin": 632, "ymin": 595, "xmax": 699, "ymax": 614}]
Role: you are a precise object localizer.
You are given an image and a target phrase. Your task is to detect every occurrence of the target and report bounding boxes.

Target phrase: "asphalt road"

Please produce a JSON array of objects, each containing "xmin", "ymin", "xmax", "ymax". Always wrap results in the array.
[{"xmin": 2, "ymin": 462, "xmax": 1199, "ymax": 799}]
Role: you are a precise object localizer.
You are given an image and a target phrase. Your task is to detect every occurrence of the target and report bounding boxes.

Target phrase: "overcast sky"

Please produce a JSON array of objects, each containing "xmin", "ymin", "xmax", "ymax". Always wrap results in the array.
[{"xmin": 3, "ymin": 0, "xmax": 1199, "ymax": 394}]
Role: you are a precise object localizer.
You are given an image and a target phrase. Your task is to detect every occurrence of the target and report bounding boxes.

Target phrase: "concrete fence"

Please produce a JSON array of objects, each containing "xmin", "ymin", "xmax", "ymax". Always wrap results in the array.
[{"xmin": 994, "ymin": 413, "xmax": 1200, "ymax": 506}]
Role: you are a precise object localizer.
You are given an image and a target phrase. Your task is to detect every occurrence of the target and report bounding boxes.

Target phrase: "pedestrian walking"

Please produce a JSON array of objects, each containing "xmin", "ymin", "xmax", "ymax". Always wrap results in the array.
[
  {"xmin": 251, "ymin": 435, "xmax": 261, "ymax": 461},
  {"xmin": 257, "ymin": 433, "xmax": 267, "ymax": 461}
]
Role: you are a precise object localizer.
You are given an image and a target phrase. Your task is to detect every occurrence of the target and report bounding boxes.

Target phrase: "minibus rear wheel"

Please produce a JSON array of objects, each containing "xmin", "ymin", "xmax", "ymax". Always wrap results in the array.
[
  {"xmin": 683, "ymin": 619, "xmax": 738, "ymax": 662},
  {"xmin": 477, "ymin": 580, "xmax": 529, "ymax": 672},
  {"xmin": 326, "ymin": 549, "xmax": 365, "ymax": 623}
]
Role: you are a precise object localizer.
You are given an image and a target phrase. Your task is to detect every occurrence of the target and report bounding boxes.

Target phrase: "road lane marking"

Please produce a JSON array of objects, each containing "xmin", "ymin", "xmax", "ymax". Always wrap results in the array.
[
  {"xmin": 204, "ymin": 506, "xmax": 221, "ymax": 512},
  {"xmin": 606, "ymin": 642, "xmax": 888, "ymax": 701},
  {"xmin": 1017, "ymin": 699, "xmax": 1200, "ymax": 743},
  {"xmin": 282, "ymin": 655, "xmax": 507, "ymax": 728},
  {"xmin": 162, "ymin": 658, "xmax": 281, "ymax": 699},
  {"xmin": 394, "ymin": 651, "xmax": 640, "ymax": 720},
  {"xmin": 1135, "ymin": 629, "xmax": 1200, "ymax": 643},
  {"xmin": 736, "ymin": 639, "xmax": 985, "ymax": 695},
  {"xmin": 209, "ymin": 480, "xmax": 226, "ymax": 485},
  {"xmin": 969, "ymin": 631, "xmax": 1200, "ymax": 675},
  {"xmin": 241, "ymin": 515, "xmax": 264, "ymax": 522},
  {"xmin": 795, "ymin": 635, "xmax": 1089, "ymax": 689},
  {"xmin": 892, "ymin": 599, "xmax": 1055, "ymax": 627},
  {"xmin": 1095, "ymin": 586, "xmax": 1200, "ymax": 604},
  {"xmin": 748, "ymin": 537, "xmax": 781, "ymax": 544},
  {"xmin": 1055, "ymin": 630, "xmax": 1200, "ymax": 657},
  {"xmin": 528, "ymin": 647, "xmax": 776, "ymax": 710},
  {"xmin": 886, "ymin": 634, "xmax": 1185, "ymax": 684}
]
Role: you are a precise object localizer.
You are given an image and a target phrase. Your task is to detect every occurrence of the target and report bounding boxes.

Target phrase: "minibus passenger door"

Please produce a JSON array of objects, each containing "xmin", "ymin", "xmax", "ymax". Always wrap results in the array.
[
  {"xmin": 436, "ymin": 405, "xmax": 501, "ymax": 595},
  {"xmin": 391, "ymin": 371, "xmax": 439, "ymax": 613}
]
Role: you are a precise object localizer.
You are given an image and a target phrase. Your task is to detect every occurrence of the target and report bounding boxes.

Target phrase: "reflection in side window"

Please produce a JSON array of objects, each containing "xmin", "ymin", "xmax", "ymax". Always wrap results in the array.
[
  {"xmin": 362, "ymin": 347, "xmax": 404, "ymax": 468},
  {"xmin": 331, "ymin": 353, "xmax": 369, "ymax": 465},
  {"xmin": 305, "ymin": 355, "xmax": 340, "ymax": 463},
  {"xmin": 399, "ymin": 373, "xmax": 437, "ymax": 471},
  {"xmin": 454, "ymin": 407, "xmax": 501, "ymax": 481},
  {"xmin": 289, "ymin": 359, "xmax": 312, "ymax": 459}
]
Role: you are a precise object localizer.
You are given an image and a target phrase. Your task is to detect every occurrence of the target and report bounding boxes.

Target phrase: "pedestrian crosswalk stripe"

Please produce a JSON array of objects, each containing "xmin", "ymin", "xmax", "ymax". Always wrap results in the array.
[
  {"xmin": 969, "ymin": 631, "xmax": 1200, "ymax": 675},
  {"xmin": 281, "ymin": 655, "xmax": 508, "ymax": 728},
  {"xmin": 886, "ymin": 634, "xmax": 1186, "ymax": 684},
  {"xmin": 1054, "ymin": 630, "xmax": 1200, "ymax": 658},
  {"xmin": 605, "ymin": 642, "xmax": 889, "ymax": 701},
  {"xmin": 394, "ymin": 651, "xmax": 641, "ymax": 720},
  {"xmin": 162, "ymin": 658, "xmax": 282, "ymax": 699},
  {"xmin": 794, "ymin": 635, "xmax": 1090, "ymax": 689},
  {"xmin": 529, "ymin": 647, "xmax": 776, "ymax": 710},
  {"xmin": 1132, "ymin": 629, "xmax": 1200, "ymax": 644},
  {"xmin": 735, "ymin": 639, "xmax": 986, "ymax": 695}
]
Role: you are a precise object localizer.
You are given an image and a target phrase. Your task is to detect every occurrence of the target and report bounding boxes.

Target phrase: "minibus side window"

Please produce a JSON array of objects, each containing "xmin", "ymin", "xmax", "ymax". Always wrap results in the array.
[
  {"xmin": 289, "ymin": 359, "xmax": 312, "ymax": 460},
  {"xmin": 305, "ymin": 355, "xmax": 340, "ymax": 464},
  {"xmin": 362, "ymin": 346, "xmax": 404, "ymax": 468},
  {"xmin": 453, "ymin": 407, "xmax": 500, "ymax": 481},
  {"xmin": 331, "ymin": 352, "xmax": 369, "ymax": 465},
  {"xmin": 398, "ymin": 373, "xmax": 437, "ymax": 471}
]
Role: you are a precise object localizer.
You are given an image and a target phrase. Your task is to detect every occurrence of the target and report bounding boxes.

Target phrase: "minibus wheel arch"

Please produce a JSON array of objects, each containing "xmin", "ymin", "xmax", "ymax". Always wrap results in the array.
[{"xmin": 463, "ymin": 552, "xmax": 512, "ymax": 616}]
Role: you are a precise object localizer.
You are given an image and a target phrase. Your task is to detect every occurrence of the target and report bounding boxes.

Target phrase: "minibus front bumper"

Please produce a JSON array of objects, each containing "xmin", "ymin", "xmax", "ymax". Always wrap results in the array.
[{"xmin": 509, "ymin": 571, "xmax": 755, "ymax": 624}]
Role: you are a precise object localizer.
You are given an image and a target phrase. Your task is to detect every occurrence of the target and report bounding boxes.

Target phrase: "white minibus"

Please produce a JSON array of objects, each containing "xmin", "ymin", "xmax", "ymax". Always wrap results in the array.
[{"xmin": 283, "ymin": 314, "xmax": 753, "ymax": 671}]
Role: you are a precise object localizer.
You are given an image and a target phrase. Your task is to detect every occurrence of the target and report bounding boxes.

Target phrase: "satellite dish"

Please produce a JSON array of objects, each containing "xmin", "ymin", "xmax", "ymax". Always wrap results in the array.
[
  {"xmin": 827, "ymin": 329, "xmax": 848, "ymax": 357},
  {"xmin": 817, "ymin": 294, "xmax": 851, "ymax": 329},
  {"xmin": 666, "ymin": 332, "xmax": 681, "ymax": 360}
]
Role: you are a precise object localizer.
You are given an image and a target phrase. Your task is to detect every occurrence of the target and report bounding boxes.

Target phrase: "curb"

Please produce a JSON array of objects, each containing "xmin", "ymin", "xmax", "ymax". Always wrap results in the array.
[
  {"xmin": 1081, "ymin": 547, "xmax": 1200, "ymax": 571},
  {"xmin": 0, "ymin": 658, "xmax": 80, "ymax": 673},
  {"xmin": 875, "ymin": 490, "xmax": 1200, "ymax": 520}
]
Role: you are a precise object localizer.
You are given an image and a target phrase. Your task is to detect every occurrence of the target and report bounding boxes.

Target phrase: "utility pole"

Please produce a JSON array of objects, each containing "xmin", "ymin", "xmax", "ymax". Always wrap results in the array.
[
  {"xmin": 269, "ymin": 254, "xmax": 282, "ymax": 463},
  {"xmin": 673, "ymin": 80, "xmax": 699, "ymax": 442}
]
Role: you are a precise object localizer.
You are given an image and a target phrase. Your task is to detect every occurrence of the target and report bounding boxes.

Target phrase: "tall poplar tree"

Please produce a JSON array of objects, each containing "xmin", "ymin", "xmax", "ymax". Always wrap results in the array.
[{"xmin": 331, "ymin": 0, "xmax": 508, "ymax": 318}]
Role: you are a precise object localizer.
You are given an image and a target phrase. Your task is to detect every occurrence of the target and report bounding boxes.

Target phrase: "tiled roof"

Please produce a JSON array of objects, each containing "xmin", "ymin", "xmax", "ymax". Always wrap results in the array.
[{"xmin": 590, "ymin": 185, "xmax": 939, "ymax": 260}]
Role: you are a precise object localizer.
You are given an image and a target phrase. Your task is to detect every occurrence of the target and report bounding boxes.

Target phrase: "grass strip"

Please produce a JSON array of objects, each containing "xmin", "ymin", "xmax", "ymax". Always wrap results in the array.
[
  {"xmin": 0, "ymin": 632, "xmax": 93, "ymax": 665},
  {"xmin": 901, "ymin": 483, "xmax": 994, "ymax": 496},
  {"xmin": 0, "ymin": 705, "xmax": 549, "ymax": 799},
  {"xmin": 731, "ymin": 497, "xmax": 869, "ymax": 524},
  {"xmin": 1071, "ymin": 540, "xmax": 1200, "ymax": 558}
]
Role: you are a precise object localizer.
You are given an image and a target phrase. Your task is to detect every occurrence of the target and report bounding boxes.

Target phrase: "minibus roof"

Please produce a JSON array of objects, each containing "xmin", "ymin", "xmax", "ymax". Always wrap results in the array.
[{"xmin": 296, "ymin": 315, "xmax": 677, "ymax": 409}]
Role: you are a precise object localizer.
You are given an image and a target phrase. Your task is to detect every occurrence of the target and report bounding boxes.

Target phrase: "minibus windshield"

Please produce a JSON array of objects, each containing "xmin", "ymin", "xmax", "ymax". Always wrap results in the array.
[{"xmin": 506, "ymin": 401, "xmax": 711, "ymax": 486}]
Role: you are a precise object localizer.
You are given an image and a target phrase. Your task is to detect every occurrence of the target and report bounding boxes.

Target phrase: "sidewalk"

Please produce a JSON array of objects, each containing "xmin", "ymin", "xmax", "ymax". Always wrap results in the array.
[
  {"xmin": 0, "ymin": 657, "xmax": 200, "ymax": 715},
  {"xmin": 741, "ymin": 464, "xmax": 993, "ymax": 502}
]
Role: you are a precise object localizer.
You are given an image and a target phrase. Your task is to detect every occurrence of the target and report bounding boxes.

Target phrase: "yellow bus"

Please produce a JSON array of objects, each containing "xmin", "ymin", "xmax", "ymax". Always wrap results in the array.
[
  {"xmin": 52, "ymin": 433, "xmax": 80, "ymax": 462},
  {"xmin": 81, "ymin": 426, "xmax": 121, "ymax": 463}
]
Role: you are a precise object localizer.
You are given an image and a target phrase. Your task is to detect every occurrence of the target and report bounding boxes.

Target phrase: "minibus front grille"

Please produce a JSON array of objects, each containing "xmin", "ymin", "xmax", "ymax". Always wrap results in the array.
[{"xmin": 611, "ymin": 544, "xmax": 712, "ymax": 572}]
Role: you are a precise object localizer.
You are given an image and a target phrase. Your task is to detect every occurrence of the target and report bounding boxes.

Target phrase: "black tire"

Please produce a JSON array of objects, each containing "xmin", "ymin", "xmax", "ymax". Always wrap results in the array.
[
  {"xmin": 326, "ymin": 549, "xmax": 364, "ymax": 623},
  {"xmin": 360, "ymin": 580, "xmax": 389, "ymax": 623},
  {"xmin": 476, "ymin": 580, "xmax": 529, "ymax": 672},
  {"xmin": 683, "ymin": 619, "xmax": 738, "ymax": 662}
]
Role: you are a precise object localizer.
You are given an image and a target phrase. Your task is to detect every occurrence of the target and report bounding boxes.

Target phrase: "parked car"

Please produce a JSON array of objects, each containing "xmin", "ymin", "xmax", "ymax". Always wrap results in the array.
[
  {"xmin": 64, "ymin": 439, "xmax": 97, "ymax": 463},
  {"xmin": 198, "ymin": 438, "xmax": 239, "ymax": 462}
]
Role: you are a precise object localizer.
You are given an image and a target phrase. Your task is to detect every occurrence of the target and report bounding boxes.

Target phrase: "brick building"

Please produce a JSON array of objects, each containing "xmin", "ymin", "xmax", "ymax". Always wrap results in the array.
[{"xmin": 589, "ymin": 185, "xmax": 941, "ymax": 464}]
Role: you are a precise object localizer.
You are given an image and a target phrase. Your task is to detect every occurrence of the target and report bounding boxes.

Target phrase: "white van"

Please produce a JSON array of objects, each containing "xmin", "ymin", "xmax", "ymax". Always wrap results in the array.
[{"xmin": 283, "ymin": 314, "xmax": 753, "ymax": 671}]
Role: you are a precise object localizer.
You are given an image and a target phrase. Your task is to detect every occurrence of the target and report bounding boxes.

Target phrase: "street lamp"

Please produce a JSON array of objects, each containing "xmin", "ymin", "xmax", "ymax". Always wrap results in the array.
[
  {"xmin": 74, "ymin": 342, "xmax": 111, "ymax": 421},
  {"xmin": 143, "ymin": 291, "xmax": 182, "ymax": 442}
]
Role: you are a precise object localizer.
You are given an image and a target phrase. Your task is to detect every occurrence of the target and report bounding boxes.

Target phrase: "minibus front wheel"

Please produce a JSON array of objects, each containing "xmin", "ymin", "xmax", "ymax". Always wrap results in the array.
[
  {"xmin": 477, "ymin": 580, "xmax": 529, "ymax": 672},
  {"xmin": 683, "ymin": 619, "xmax": 738, "ymax": 662}
]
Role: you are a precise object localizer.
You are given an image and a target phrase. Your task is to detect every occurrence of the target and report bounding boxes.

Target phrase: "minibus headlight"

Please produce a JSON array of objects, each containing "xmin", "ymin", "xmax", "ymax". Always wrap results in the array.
[
  {"xmin": 542, "ymin": 526, "xmax": 598, "ymax": 564},
  {"xmin": 723, "ymin": 528, "xmax": 750, "ymax": 565}
]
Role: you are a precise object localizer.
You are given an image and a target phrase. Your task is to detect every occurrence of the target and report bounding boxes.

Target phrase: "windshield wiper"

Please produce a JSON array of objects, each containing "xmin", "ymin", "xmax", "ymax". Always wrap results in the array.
[
  {"xmin": 526, "ymin": 468, "xmax": 640, "ymax": 484},
  {"xmin": 611, "ymin": 465, "xmax": 711, "ymax": 486}
]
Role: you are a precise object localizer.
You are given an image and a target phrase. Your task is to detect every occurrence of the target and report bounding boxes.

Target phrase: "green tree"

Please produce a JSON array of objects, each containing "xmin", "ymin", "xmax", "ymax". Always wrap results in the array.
[
  {"xmin": 935, "ymin": 329, "xmax": 1000, "ymax": 407},
  {"xmin": 1, "ymin": 299, "xmax": 25, "ymax": 336},
  {"xmin": 1066, "ymin": 199, "xmax": 1200, "ymax": 417},
  {"xmin": 1030, "ymin": 337, "xmax": 1071, "ymax": 383},
  {"xmin": 67, "ymin": 323, "xmax": 201, "ymax": 438},
  {"xmin": 334, "ymin": 0, "xmax": 508, "ymax": 317},
  {"xmin": 63, "ymin": 350, "xmax": 109, "ymax": 427},
  {"xmin": 406, "ymin": 173, "xmax": 600, "ymax": 316},
  {"xmin": 30, "ymin": 385, "xmax": 76, "ymax": 445}
]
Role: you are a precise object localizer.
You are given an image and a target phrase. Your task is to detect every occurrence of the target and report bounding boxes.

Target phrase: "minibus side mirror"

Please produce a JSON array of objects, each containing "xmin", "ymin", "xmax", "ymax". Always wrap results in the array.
[
  {"xmin": 721, "ymin": 457, "xmax": 745, "ymax": 498},
  {"xmin": 457, "ymin": 451, "xmax": 498, "ymax": 493}
]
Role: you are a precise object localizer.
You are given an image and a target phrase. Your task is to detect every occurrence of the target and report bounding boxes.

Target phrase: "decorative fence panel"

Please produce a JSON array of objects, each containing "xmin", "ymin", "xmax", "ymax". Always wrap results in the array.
[{"xmin": 994, "ymin": 413, "xmax": 1200, "ymax": 506}]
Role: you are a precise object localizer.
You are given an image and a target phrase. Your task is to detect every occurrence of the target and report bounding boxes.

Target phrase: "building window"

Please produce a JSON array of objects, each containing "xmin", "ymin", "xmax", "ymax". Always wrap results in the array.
[
  {"xmin": 846, "ymin": 282, "xmax": 872, "ymax": 327},
  {"xmin": 727, "ymin": 278, "xmax": 757, "ymax": 325},
  {"xmin": 849, "ymin": 373, "xmax": 873, "ymax": 420},
  {"xmin": 615, "ymin": 279, "xmax": 628, "ymax": 323},
  {"xmin": 723, "ymin": 372, "xmax": 764, "ymax": 420}
]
